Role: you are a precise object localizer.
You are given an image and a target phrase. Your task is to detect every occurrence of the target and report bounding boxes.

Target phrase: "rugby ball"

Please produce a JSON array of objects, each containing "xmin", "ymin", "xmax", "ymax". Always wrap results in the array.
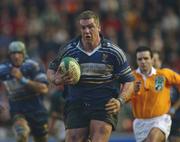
[{"xmin": 59, "ymin": 57, "xmax": 81, "ymax": 84}]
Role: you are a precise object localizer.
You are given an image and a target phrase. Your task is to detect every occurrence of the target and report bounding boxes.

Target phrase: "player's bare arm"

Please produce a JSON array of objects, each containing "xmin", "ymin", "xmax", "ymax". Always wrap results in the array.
[{"xmin": 105, "ymin": 81, "xmax": 134, "ymax": 114}]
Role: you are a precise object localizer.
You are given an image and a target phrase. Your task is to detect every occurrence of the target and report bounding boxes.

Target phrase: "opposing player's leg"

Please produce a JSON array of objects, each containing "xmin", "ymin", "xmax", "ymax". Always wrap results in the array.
[
  {"xmin": 66, "ymin": 128, "xmax": 89, "ymax": 142},
  {"xmin": 26, "ymin": 110, "xmax": 48, "ymax": 142},
  {"xmin": 89, "ymin": 120, "xmax": 112, "ymax": 142},
  {"xmin": 64, "ymin": 109, "xmax": 89, "ymax": 142},
  {"xmin": 145, "ymin": 128, "xmax": 165, "ymax": 142},
  {"xmin": 133, "ymin": 114, "xmax": 171, "ymax": 142},
  {"xmin": 64, "ymin": 100, "xmax": 90, "ymax": 142},
  {"xmin": 12, "ymin": 115, "xmax": 30, "ymax": 142}
]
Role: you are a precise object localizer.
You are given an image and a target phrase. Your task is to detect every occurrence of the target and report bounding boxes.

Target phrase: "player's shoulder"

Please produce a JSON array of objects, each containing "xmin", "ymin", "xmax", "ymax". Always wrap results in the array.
[
  {"xmin": 60, "ymin": 36, "xmax": 80, "ymax": 51},
  {"xmin": 0, "ymin": 61, "xmax": 11, "ymax": 77},
  {"xmin": 23, "ymin": 58, "xmax": 41, "ymax": 70},
  {"xmin": 57, "ymin": 36, "xmax": 80, "ymax": 58},
  {"xmin": 0, "ymin": 61, "xmax": 10, "ymax": 69},
  {"xmin": 0, "ymin": 60, "xmax": 11, "ymax": 70},
  {"xmin": 24, "ymin": 58, "xmax": 39, "ymax": 66},
  {"xmin": 157, "ymin": 68, "xmax": 176, "ymax": 74},
  {"xmin": 101, "ymin": 37, "xmax": 125, "ymax": 55},
  {"xmin": 156, "ymin": 68, "xmax": 179, "ymax": 78}
]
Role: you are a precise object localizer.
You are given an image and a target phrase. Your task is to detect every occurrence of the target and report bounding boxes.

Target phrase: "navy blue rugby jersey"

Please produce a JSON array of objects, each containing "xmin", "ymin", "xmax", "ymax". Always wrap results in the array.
[
  {"xmin": 49, "ymin": 36, "xmax": 134, "ymax": 103},
  {"xmin": 0, "ymin": 58, "xmax": 48, "ymax": 111}
]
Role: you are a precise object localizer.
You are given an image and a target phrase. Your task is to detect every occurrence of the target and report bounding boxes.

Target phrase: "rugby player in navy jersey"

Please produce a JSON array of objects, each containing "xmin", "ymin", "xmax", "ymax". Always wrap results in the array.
[
  {"xmin": 0, "ymin": 41, "xmax": 49, "ymax": 142},
  {"xmin": 47, "ymin": 10, "xmax": 134, "ymax": 142}
]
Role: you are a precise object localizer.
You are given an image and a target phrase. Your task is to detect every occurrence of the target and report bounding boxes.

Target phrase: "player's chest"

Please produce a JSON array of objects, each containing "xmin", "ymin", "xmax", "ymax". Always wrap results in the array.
[{"xmin": 134, "ymin": 75, "xmax": 166, "ymax": 93}]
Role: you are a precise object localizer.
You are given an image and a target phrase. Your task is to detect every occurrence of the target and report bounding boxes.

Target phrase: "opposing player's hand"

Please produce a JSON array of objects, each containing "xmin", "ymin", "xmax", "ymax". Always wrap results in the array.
[
  {"xmin": 11, "ymin": 67, "xmax": 23, "ymax": 80},
  {"xmin": 105, "ymin": 98, "xmax": 121, "ymax": 114}
]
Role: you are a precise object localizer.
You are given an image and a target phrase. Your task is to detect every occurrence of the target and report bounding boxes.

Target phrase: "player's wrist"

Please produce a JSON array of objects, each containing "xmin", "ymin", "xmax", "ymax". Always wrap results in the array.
[
  {"xmin": 20, "ymin": 77, "xmax": 30, "ymax": 85},
  {"xmin": 117, "ymin": 97, "xmax": 126, "ymax": 106}
]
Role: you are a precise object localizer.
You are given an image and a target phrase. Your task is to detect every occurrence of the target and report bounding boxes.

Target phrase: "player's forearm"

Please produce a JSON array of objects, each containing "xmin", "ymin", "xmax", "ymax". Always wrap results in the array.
[
  {"xmin": 19, "ymin": 76, "xmax": 48, "ymax": 94},
  {"xmin": 117, "ymin": 81, "xmax": 134, "ymax": 105},
  {"xmin": 26, "ymin": 80, "xmax": 48, "ymax": 94},
  {"xmin": 47, "ymin": 69, "xmax": 56, "ymax": 83}
]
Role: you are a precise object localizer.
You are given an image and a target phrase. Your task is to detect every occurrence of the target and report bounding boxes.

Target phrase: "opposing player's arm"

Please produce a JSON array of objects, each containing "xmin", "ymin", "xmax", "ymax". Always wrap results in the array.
[
  {"xmin": 24, "ymin": 79, "xmax": 48, "ymax": 94},
  {"xmin": 105, "ymin": 81, "xmax": 134, "ymax": 114},
  {"xmin": 11, "ymin": 67, "xmax": 48, "ymax": 94},
  {"xmin": 117, "ymin": 81, "xmax": 134, "ymax": 105}
]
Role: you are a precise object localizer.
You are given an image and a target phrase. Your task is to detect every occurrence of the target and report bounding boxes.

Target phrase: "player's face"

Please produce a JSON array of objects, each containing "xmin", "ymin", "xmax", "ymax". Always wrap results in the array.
[
  {"xmin": 136, "ymin": 51, "xmax": 153, "ymax": 74},
  {"xmin": 10, "ymin": 52, "xmax": 24, "ymax": 67},
  {"xmin": 79, "ymin": 18, "xmax": 101, "ymax": 47}
]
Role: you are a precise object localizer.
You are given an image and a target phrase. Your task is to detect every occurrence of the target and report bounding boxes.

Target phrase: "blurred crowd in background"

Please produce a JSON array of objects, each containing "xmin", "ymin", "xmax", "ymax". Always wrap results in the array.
[{"xmin": 0, "ymin": 0, "xmax": 179, "ymax": 139}]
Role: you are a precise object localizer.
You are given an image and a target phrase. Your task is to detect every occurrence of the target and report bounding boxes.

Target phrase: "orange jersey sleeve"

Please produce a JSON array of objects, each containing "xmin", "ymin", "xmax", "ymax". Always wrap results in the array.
[{"xmin": 131, "ymin": 68, "xmax": 180, "ymax": 119}]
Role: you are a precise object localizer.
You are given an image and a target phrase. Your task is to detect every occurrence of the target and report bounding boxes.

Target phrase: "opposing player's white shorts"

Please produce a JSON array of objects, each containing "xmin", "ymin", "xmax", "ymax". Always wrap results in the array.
[{"xmin": 133, "ymin": 114, "xmax": 172, "ymax": 142}]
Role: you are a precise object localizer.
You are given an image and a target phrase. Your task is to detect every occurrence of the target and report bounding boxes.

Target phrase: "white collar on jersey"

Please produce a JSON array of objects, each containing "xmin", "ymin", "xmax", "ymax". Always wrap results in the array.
[
  {"xmin": 77, "ymin": 41, "xmax": 101, "ymax": 56},
  {"xmin": 136, "ymin": 67, "xmax": 157, "ymax": 77}
]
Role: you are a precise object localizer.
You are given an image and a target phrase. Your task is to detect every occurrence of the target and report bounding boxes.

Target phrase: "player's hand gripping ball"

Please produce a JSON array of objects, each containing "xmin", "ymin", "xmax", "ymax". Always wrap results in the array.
[{"xmin": 59, "ymin": 57, "xmax": 81, "ymax": 84}]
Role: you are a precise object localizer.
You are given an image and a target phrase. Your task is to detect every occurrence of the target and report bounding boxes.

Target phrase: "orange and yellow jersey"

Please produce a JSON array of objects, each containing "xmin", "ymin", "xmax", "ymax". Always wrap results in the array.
[{"xmin": 131, "ymin": 67, "xmax": 180, "ymax": 119}]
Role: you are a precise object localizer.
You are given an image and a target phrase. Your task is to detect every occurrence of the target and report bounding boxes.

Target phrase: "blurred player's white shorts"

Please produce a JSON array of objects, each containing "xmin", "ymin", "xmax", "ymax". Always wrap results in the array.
[{"xmin": 133, "ymin": 114, "xmax": 172, "ymax": 142}]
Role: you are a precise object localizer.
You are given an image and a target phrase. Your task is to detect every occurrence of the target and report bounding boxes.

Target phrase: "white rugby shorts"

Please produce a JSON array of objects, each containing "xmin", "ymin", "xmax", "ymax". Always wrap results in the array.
[{"xmin": 133, "ymin": 114, "xmax": 172, "ymax": 142}]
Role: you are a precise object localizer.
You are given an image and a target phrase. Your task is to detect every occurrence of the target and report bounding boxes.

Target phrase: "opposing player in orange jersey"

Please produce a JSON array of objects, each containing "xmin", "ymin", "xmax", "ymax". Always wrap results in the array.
[{"xmin": 131, "ymin": 46, "xmax": 180, "ymax": 142}]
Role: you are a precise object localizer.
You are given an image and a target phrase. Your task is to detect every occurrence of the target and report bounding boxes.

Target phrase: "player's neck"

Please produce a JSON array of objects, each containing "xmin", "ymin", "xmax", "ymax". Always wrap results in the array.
[
  {"xmin": 81, "ymin": 38, "xmax": 100, "ymax": 52},
  {"xmin": 140, "ymin": 69, "xmax": 152, "ymax": 77}
]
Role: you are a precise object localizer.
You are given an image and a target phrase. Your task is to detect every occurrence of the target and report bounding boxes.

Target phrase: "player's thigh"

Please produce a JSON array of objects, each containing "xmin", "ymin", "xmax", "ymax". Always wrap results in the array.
[
  {"xmin": 64, "ymin": 100, "xmax": 89, "ymax": 129},
  {"xmin": 89, "ymin": 120, "xmax": 112, "ymax": 142},
  {"xmin": 26, "ymin": 110, "xmax": 48, "ymax": 138},
  {"xmin": 146, "ymin": 127, "xmax": 165, "ymax": 142},
  {"xmin": 66, "ymin": 128, "xmax": 89, "ymax": 142}
]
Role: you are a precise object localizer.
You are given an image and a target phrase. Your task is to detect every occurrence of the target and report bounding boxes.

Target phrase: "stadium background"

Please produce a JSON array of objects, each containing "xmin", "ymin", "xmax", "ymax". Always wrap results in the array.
[{"xmin": 0, "ymin": 0, "xmax": 179, "ymax": 141}]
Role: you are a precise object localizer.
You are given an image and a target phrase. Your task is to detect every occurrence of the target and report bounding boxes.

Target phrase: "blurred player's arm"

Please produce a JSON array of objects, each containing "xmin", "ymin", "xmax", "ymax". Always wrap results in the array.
[
  {"xmin": 24, "ymin": 79, "xmax": 48, "ymax": 94},
  {"xmin": 11, "ymin": 67, "xmax": 48, "ymax": 94}
]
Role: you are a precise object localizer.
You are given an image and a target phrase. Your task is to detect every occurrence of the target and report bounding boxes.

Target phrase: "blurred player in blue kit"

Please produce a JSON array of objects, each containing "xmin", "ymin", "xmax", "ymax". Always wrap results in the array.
[
  {"xmin": 47, "ymin": 10, "xmax": 134, "ymax": 142},
  {"xmin": 0, "ymin": 41, "xmax": 49, "ymax": 142}
]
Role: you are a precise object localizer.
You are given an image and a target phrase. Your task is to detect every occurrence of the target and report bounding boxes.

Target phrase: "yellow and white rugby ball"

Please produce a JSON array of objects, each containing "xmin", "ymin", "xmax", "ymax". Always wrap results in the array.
[{"xmin": 59, "ymin": 57, "xmax": 81, "ymax": 84}]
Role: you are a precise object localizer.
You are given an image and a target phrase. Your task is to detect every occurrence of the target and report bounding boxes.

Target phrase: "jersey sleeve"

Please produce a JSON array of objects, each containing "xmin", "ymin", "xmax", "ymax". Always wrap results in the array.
[
  {"xmin": 163, "ymin": 68, "xmax": 180, "ymax": 88},
  {"xmin": 113, "ymin": 47, "xmax": 134, "ymax": 83}
]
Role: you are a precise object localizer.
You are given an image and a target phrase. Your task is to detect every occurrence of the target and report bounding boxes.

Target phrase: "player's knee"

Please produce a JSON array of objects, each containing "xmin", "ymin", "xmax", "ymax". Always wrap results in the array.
[{"xmin": 13, "ymin": 119, "xmax": 30, "ymax": 142}]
